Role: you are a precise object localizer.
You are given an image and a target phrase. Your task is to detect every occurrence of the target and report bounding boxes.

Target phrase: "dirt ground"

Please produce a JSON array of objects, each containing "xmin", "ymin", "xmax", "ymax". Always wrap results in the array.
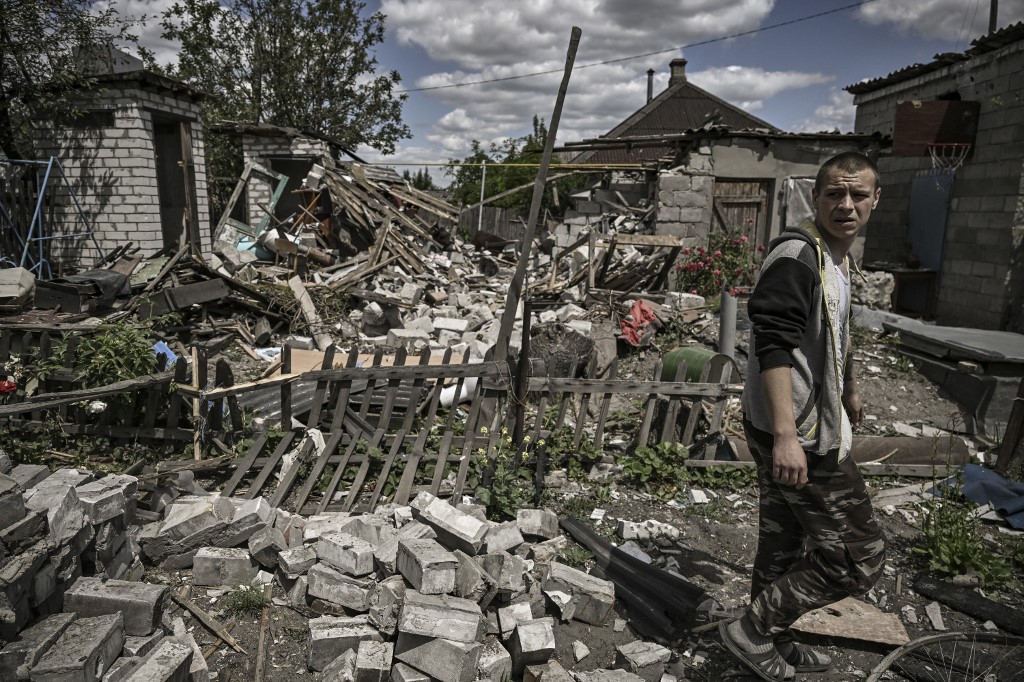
[{"xmin": 148, "ymin": 309, "xmax": 1024, "ymax": 682}]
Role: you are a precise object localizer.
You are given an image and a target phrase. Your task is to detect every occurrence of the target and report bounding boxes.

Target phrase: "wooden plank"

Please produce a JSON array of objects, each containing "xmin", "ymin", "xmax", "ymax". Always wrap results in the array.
[
  {"xmin": 207, "ymin": 359, "xmax": 230, "ymax": 432},
  {"xmin": 214, "ymin": 434, "xmax": 269, "ymax": 497},
  {"xmin": 293, "ymin": 430, "xmax": 346, "ymax": 512},
  {"xmin": 526, "ymin": 377, "xmax": 740, "ymax": 398},
  {"xmin": 358, "ymin": 349, "xmax": 385, "ymax": 421},
  {"xmin": 914, "ymin": 574, "xmax": 1024, "ymax": 636},
  {"xmin": 702, "ymin": 360, "xmax": 731, "ymax": 459},
  {"xmin": 306, "ymin": 346, "xmax": 337, "ymax": 429},
  {"xmin": 393, "ymin": 428, "xmax": 429, "ymax": 506},
  {"xmin": 401, "ymin": 349, "xmax": 433, "ymax": 433},
  {"xmin": 418, "ymin": 349, "xmax": 452, "ymax": 425},
  {"xmin": 0, "ymin": 372, "xmax": 175, "ymax": 417},
  {"xmin": 166, "ymin": 357, "xmax": 189, "ymax": 429},
  {"xmin": 328, "ymin": 349, "xmax": 361, "ymax": 433},
  {"xmin": 270, "ymin": 435, "xmax": 315, "ymax": 509},
  {"xmin": 572, "ymin": 357, "xmax": 598, "ymax": 450},
  {"xmin": 143, "ymin": 279, "xmax": 231, "ymax": 317},
  {"xmin": 288, "ymin": 276, "xmax": 332, "ymax": 350},
  {"xmin": 46, "ymin": 423, "xmax": 194, "ymax": 441},
  {"xmin": 245, "ymin": 431, "xmax": 297, "ymax": 500},
  {"xmin": 342, "ymin": 453, "xmax": 373, "ymax": 511},
  {"xmin": 429, "ymin": 430, "xmax": 455, "ymax": 498},
  {"xmin": 366, "ymin": 429, "xmax": 409, "ymax": 511},
  {"xmin": 453, "ymin": 379, "xmax": 489, "ymax": 501},
  {"xmin": 680, "ymin": 362, "xmax": 713, "ymax": 445},
  {"xmin": 376, "ymin": 348, "xmax": 407, "ymax": 430},
  {"xmin": 995, "ymin": 377, "xmax": 1024, "ymax": 474},
  {"xmin": 318, "ymin": 429, "xmax": 384, "ymax": 514},
  {"xmin": 660, "ymin": 361, "xmax": 690, "ymax": 443},
  {"xmin": 280, "ymin": 345, "xmax": 292, "ymax": 429},
  {"xmin": 593, "ymin": 358, "xmax": 617, "ymax": 449},
  {"xmin": 636, "ymin": 361, "xmax": 663, "ymax": 447}
]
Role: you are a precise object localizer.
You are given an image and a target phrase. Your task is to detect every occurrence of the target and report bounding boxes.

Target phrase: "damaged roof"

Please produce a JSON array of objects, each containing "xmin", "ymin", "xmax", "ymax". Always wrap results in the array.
[
  {"xmin": 845, "ymin": 21, "xmax": 1024, "ymax": 95},
  {"xmin": 574, "ymin": 59, "xmax": 780, "ymax": 165}
]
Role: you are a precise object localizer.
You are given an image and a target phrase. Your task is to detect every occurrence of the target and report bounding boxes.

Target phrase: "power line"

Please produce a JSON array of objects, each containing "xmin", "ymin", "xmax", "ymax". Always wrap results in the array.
[{"xmin": 397, "ymin": 0, "xmax": 883, "ymax": 94}]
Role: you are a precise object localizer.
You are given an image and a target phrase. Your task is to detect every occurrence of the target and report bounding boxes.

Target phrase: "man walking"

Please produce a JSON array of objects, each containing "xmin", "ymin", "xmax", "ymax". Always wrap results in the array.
[{"xmin": 720, "ymin": 152, "xmax": 887, "ymax": 680}]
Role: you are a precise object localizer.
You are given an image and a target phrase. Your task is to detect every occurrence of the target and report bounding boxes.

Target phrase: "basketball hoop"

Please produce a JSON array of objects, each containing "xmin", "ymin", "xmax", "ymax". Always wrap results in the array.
[{"xmin": 927, "ymin": 143, "xmax": 971, "ymax": 172}]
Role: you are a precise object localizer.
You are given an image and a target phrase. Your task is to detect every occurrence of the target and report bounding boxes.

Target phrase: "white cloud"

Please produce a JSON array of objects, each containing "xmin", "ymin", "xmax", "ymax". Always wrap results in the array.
[
  {"xmin": 98, "ymin": 0, "xmax": 181, "ymax": 66},
  {"xmin": 689, "ymin": 66, "xmax": 833, "ymax": 112},
  {"xmin": 794, "ymin": 89, "xmax": 855, "ymax": 134},
  {"xmin": 857, "ymin": 0, "xmax": 1024, "ymax": 42}
]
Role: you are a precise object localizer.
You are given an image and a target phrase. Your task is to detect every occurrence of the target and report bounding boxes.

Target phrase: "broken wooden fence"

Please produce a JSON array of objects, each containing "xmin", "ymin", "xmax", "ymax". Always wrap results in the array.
[{"xmin": 181, "ymin": 347, "xmax": 739, "ymax": 514}]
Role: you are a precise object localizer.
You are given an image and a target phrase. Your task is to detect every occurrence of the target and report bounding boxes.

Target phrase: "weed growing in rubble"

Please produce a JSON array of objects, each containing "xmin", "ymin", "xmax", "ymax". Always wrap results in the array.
[
  {"xmin": 913, "ymin": 471, "xmax": 1011, "ymax": 587},
  {"xmin": 673, "ymin": 231, "xmax": 762, "ymax": 298},
  {"xmin": 38, "ymin": 322, "xmax": 157, "ymax": 389},
  {"xmin": 221, "ymin": 582, "xmax": 269, "ymax": 617},
  {"xmin": 469, "ymin": 426, "xmax": 537, "ymax": 521},
  {"xmin": 542, "ymin": 425, "xmax": 604, "ymax": 481},
  {"xmin": 621, "ymin": 441, "xmax": 690, "ymax": 501},
  {"xmin": 559, "ymin": 545, "xmax": 593, "ymax": 570}
]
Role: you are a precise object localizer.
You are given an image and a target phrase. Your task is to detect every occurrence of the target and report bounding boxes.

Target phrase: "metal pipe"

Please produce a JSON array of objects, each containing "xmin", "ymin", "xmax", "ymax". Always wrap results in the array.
[
  {"xmin": 719, "ymin": 287, "xmax": 737, "ymax": 359},
  {"xmin": 477, "ymin": 161, "xmax": 486, "ymax": 234},
  {"xmin": 646, "ymin": 68, "xmax": 655, "ymax": 103},
  {"xmin": 989, "ymin": 0, "xmax": 998, "ymax": 34}
]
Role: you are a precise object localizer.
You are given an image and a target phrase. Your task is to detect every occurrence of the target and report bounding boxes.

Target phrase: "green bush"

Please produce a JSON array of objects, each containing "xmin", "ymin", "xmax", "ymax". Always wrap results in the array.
[{"xmin": 673, "ymin": 231, "xmax": 762, "ymax": 298}]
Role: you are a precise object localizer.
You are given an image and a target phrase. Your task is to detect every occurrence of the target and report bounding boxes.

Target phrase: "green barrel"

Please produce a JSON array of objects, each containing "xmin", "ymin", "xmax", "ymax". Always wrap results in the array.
[{"xmin": 661, "ymin": 347, "xmax": 738, "ymax": 383}]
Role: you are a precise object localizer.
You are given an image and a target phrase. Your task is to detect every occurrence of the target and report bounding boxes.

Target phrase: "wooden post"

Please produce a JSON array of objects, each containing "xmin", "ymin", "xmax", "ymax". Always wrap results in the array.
[
  {"xmin": 191, "ymin": 347, "xmax": 207, "ymax": 460},
  {"xmin": 493, "ymin": 26, "xmax": 582, "ymax": 363},
  {"xmin": 513, "ymin": 300, "xmax": 533, "ymax": 446}
]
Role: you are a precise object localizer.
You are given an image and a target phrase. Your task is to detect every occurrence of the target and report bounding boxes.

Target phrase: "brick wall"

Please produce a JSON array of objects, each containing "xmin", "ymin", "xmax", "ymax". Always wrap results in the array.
[
  {"xmin": 34, "ymin": 84, "xmax": 211, "ymax": 273},
  {"xmin": 241, "ymin": 134, "xmax": 329, "ymax": 228},
  {"xmin": 655, "ymin": 147, "xmax": 714, "ymax": 247},
  {"xmin": 852, "ymin": 40, "xmax": 1024, "ymax": 331}
]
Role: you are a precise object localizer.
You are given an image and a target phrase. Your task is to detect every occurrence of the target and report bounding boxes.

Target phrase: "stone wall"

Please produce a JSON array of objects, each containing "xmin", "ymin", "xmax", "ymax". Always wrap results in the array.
[
  {"xmin": 852, "ymin": 40, "xmax": 1024, "ymax": 331},
  {"xmin": 655, "ymin": 147, "xmax": 714, "ymax": 247},
  {"xmin": 34, "ymin": 84, "xmax": 210, "ymax": 272},
  {"xmin": 241, "ymin": 134, "xmax": 331, "ymax": 228}
]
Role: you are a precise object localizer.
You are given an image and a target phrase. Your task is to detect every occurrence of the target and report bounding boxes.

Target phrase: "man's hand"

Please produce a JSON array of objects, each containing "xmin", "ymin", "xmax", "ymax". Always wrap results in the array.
[
  {"xmin": 843, "ymin": 380, "xmax": 864, "ymax": 428},
  {"xmin": 772, "ymin": 434, "xmax": 808, "ymax": 489}
]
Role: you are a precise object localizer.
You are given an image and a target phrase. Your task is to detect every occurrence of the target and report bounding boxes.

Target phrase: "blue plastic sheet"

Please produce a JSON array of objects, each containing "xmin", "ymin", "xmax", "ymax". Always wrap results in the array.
[{"xmin": 935, "ymin": 463, "xmax": 1024, "ymax": 529}]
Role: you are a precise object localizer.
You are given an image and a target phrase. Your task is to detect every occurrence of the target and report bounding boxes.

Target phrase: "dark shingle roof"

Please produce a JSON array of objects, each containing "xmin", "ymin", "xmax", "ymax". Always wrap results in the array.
[{"xmin": 575, "ymin": 76, "xmax": 779, "ymax": 164}]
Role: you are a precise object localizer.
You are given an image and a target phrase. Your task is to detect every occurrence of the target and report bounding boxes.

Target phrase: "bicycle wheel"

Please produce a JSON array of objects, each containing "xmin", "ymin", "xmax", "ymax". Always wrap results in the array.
[{"xmin": 867, "ymin": 631, "xmax": 1024, "ymax": 682}]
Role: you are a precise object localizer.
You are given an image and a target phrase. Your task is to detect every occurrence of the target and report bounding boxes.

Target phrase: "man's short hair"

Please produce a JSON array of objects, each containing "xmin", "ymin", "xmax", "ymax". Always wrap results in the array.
[{"xmin": 815, "ymin": 152, "xmax": 880, "ymax": 192}]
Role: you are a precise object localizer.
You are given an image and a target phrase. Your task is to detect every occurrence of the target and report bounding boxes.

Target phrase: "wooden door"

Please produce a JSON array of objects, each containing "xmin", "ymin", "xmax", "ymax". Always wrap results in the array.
[{"xmin": 712, "ymin": 179, "xmax": 771, "ymax": 248}]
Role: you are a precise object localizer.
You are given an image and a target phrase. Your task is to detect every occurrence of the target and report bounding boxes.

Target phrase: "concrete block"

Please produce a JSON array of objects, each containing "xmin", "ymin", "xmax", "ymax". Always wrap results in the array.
[
  {"xmin": 101, "ymin": 656, "xmax": 141, "ymax": 682},
  {"xmin": 318, "ymin": 531, "xmax": 377, "ymax": 576},
  {"xmin": 574, "ymin": 670, "xmax": 645, "ymax": 682},
  {"xmin": 122, "ymin": 638, "xmax": 193, "ymax": 682},
  {"xmin": 219, "ymin": 496, "xmax": 275, "ymax": 547},
  {"xmin": 398, "ymin": 591, "xmax": 483, "ymax": 644},
  {"xmin": 165, "ymin": 633, "xmax": 208, "ymax": 682},
  {"xmin": 248, "ymin": 525, "xmax": 287, "ymax": 569},
  {"xmin": 394, "ymin": 633, "xmax": 482, "ymax": 682},
  {"xmin": 478, "ymin": 553, "xmax": 526, "ymax": 594},
  {"xmin": 31, "ymin": 613, "xmax": 124, "ymax": 682},
  {"xmin": 397, "ymin": 539, "xmax": 457, "ymax": 594},
  {"xmin": 452, "ymin": 550, "xmax": 488, "ymax": 601},
  {"xmin": 477, "ymin": 638, "xmax": 512, "ymax": 682},
  {"xmin": 529, "ymin": 537, "xmax": 569, "ymax": 564},
  {"xmin": 484, "ymin": 522, "xmax": 523, "ymax": 554},
  {"xmin": 387, "ymin": 328, "xmax": 430, "ymax": 351},
  {"xmin": 614, "ymin": 641, "xmax": 672, "ymax": 682},
  {"xmin": 303, "ymin": 513, "xmax": 353, "ymax": 543},
  {"xmin": 540, "ymin": 660, "xmax": 576, "ymax": 682},
  {"xmin": 374, "ymin": 521, "xmax": 436, "ymax": 574},
  {"xmin": 10, "ymin": 464, "xmax": 49, "ymax": 490},
  {"xmin": 272, "ymin": 509, "xmax": 306, "ymax": 548},
  {"xmin": 355, "ymin": 639, "xmax": 394, "ymax": 682},
  {"xmin": 158, "ymin": 496, "xmax": 234, "ymax": 543},
  {"xmin": 510, "ymin": 618, "xmax": 555, "ymax": 676},
  {"xmin": 1, "ymin": 540, "xmax": 53, "ymax": 619},
  {"xmin": 433, "ymin": 318, "xmax": 470, "ymax": 333},
  {"xmin": 63, "ymin": 577, "xmax": 167, "ymax": 636},
  {"xmin": 192, "ymin": 548, "xmax": 258, "ymax": 587},
  {"xmin": 22, "ymin": 483, "xmax": 80, "ymax": 539},
  {"xmin": 2, "ymin": 508, "xmax": 47, "ymax": 555},
  {"xmin": 123, "ymin": 630, "xmax": 164, "ymax": 658},
  {"xmin": 498, "ymin": 602, "xmax": 534, "ymax": 640},
  {"xmin": 319, "ymin": 648, "xmax": 356, "ymax": 681},
  {"xmin": 516, "ymin": 509, "xmax": 558, "ymax": 539},
  {"xmin": 307, "ymin": 563, "xmax": 373, "ymax": 611},
  {"xmin": 542, "ymin": 562, "xmax": 615, "ymax": 625},
  {"xmin": 278, "ymin": 546, "xmax": 317, "ymax": 577},
  {"xmin": 368, "ymin": 576, "xmax": 406, "ymax": 636},
  {"xmin": 278, "ymin": 572, "xmax": 308, "ymax": 607},
  {"xmin": 0, "ymin": 473, "xmax": 26, "ymax": 530},
  {"xmin": 75, "ymin": 475, "xmax": 137, "ymax": 524},
  {"xmin": 391, "ymin": 662, "xmax": 430, "ymax": 682},
  {"xmin": 410, "ymin": 492, "xmax": 488, "ymax": 555},
  {"xmin": 0, "ymin": 612, "xmax": 76, "ymax": 681},
  {"xmin": 307, "ymin": 615, "xmax": 383, "ymax": 672},
  {"xmin": 341, "ymin": 515, "xmax": 397, "ymax": 546}
]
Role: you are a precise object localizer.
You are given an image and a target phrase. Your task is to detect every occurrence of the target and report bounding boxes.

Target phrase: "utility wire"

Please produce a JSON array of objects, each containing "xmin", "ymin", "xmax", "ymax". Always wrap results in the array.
[{"xmin": 397, "ymin": 0, "xmax": 883, "ymax": 94}]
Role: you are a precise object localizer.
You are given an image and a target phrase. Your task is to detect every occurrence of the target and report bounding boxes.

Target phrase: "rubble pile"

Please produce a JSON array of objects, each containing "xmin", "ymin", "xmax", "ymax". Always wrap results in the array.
[{"xmin": 0, "ymin": 459, "xmax": 698, "ymax": 682}]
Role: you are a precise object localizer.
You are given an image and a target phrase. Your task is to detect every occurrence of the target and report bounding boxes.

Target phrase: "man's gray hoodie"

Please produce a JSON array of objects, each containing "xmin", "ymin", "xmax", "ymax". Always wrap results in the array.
[{"xmin": 742, "ymin": 218, "xmax": 854, "ymax": 464}]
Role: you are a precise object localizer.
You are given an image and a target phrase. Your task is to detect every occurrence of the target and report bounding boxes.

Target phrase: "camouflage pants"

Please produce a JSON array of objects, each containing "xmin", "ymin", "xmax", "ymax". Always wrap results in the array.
[{"xmin": 744, "ymin": 430, "xmax": 886, "ymax": 637}]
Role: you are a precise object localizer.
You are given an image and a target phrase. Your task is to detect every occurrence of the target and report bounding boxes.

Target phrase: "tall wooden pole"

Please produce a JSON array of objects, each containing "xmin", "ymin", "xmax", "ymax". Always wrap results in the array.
[{"xmin": 493, "ymin": 26, "xmax": 582, "ymax": 366}]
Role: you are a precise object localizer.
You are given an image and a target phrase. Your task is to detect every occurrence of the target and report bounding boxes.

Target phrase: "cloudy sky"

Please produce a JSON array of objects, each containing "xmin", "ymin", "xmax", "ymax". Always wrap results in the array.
[{"xmin": 128, "ymin": 0, "xmax": 1022, "ymax": 180}]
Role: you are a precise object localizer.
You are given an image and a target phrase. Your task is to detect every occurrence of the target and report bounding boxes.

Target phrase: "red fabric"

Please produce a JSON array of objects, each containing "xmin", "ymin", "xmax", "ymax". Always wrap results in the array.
[{"xmin": 619, "ymin": 300, "xmax": 659, "ymax": 347}]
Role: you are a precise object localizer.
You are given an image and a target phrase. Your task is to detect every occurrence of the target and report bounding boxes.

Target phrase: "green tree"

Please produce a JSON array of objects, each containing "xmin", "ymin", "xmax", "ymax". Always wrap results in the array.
[
  {"xmin": 0, "ymin": 0, "xmax": 142, "ymax": 158},
  {"xmin": 402, "ymin": 167, "xmax": 436, "ymax": 191},
  {"xmin": 447, "ymin": 116, "xmax": 584, "ymax": 216},
  {"xmin": 158, "ymin": 0, "xmax": 410, "ymax": 184}
]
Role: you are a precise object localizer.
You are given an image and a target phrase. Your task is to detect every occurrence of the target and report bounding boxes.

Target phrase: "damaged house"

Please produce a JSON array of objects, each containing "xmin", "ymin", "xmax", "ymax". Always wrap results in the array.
[
  {"xmin": 27, "ymin": 46, "xmax": 212, "ymax": 271},
  {"xmin": 567, "ymin": 58, "xmax": 887, "ymax": 256},
  {"xmin": 847, "ymin": 21, "xmax": 1024, "ymax": 332}
]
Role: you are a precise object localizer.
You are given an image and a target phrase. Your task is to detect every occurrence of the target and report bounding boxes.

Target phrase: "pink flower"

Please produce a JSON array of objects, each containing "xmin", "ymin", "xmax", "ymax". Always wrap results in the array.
[
  {"xmin": 690, "ymin": 289, "xmax": 698, "ymax": 295},
  {"xmin": 757, "ymin": 244, "xmax": 766, "ymax": 252},
  {"xmin": 733, "ymin": 239, "xmax": 741, "ymax": 246},
  {"xmin": 682, "ymin": 247, "xmax": 691, "ymax": 255},
  {"xmin": 714, "ymin": 250, "xmax": 722, "ymax": 257},
  {"xmin": 696, "ymin": 246, "xmax": 705, "ymax": 254},
  {"xmin": 729, "ymin": 288, "xmax": 738, "ymax": 296},
  {"xmin": 713, "ymin": 269, "xmax": 721, "ymax": 276},
  {"xmin": 741, "ymin": 235, "xmax": 748, "ymax": 243}
]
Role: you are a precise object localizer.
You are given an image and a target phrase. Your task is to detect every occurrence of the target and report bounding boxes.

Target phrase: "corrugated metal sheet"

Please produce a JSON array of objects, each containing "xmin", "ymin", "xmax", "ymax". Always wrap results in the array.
[{"xmin": 846, "ymin": 21, "xmax": 1024, "ymax": 95}]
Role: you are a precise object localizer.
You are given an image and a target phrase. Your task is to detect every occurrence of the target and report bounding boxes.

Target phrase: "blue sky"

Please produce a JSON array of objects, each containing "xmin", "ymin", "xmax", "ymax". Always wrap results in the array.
[{"xmin": 126, "ymin": 0, "xmax": 1023, "ymax": 180}]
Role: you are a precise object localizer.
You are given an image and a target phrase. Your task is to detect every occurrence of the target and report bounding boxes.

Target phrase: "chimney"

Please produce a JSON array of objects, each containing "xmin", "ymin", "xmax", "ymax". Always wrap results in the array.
[
  {"xmin": 669, "ymin": 58, "xmax": 688, "ymax": 87},
  {"xmin": 989, "ymin": 0, "xmax": 998, "ymax": 34},
  {"xmin": 646, "ymin": 69, "xmax": 655, "ymax": 103}
]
